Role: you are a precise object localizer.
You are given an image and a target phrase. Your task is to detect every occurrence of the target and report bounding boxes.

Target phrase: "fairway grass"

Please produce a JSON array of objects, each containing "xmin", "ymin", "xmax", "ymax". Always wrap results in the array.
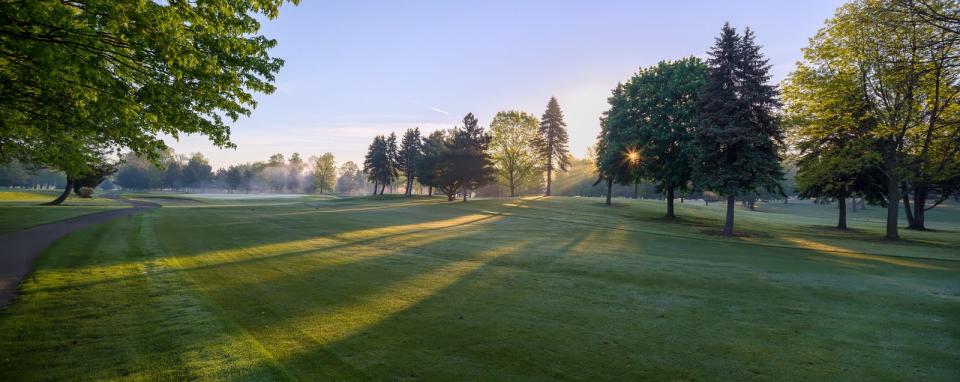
[
  {"xmin": 0, "ymin": 190, "xmax": 128, "ymax": 234},
  {"xmin": 0, "ymin": 196, "xmax": 957, "ymax": 380}
]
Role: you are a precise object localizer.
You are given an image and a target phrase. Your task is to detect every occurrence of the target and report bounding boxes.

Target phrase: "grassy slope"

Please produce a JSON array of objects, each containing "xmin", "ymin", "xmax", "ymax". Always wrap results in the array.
[
  {"xmin": 0, "ymin": 190, "xmax": 128, "ymax": 234},
  {"xmin": 0, "ymin": 196, "xmax": 957, "ymax": 381}
]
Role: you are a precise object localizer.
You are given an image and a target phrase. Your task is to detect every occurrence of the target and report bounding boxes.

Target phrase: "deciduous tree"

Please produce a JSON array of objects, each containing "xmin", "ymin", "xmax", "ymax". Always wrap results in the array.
[{"xmin": 489, "ymin": 111, "xmax": 542, "ymax": 197}]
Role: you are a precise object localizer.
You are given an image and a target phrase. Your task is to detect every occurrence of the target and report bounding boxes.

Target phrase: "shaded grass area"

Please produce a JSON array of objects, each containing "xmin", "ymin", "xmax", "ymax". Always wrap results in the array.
[
  {"xmin": 0, "ymin": 190, "xmax": 128, "ymax": 234},
  {"xmin": 0, "ymin": 196, "xmax": 957, "ymax": 381}
]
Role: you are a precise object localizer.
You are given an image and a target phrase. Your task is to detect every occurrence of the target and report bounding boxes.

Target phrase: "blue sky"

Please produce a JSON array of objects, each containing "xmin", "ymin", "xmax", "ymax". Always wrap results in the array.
[{"xmin": 170, "ymin": 0, "xmax": 845, "ymax": 169}]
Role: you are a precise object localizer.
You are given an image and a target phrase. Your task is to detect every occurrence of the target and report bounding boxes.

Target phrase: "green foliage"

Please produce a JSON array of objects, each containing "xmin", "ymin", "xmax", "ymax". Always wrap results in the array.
[
  {"xmin": 536, "ymin": 97, "xmax": 571, "ymax": 195},
  {"xmin": 489, "ymin": 110, "xmax": 543, "ymax": 197},
  {"xmin": 626, "ymin": 57, "xmax": 706, "ymax": 194},
  {"xmin": 797, "ymin": 0, "xmax": 960, "ymax": 235},
  {"xmin": 313, "ymin": 153, "xmax": 336, "ymax": 194},
  {"xmin": 693, "ymin": 24, "xmax": 784, "ymax": 197},
  {"xmin": 0, "ymin": 0, "xmax": 297, "ymax": 178},
  {"xmin": 398, "ymin": 128, "xmax": 423, "ymax": 195},
  {"xmin": 450, "ymin": 113, "xmax": 495, "ymax": 201},
  {"xmin": 363, "ymin": 135, "xmax": 397, "ymax": 194},
  {"xmin": 335, "ymin": 161, "xmax": 366, "ymax": 195}
]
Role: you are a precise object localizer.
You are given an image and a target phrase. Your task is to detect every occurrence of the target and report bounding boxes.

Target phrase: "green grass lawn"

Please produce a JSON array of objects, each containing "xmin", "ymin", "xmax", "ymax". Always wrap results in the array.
[
  {"xmin": 0, "ymin": 190, "xmax": 128, "ymax": 234},
  {"xmin": 0, "ymin": 195, "xmax": 957, "ymax": 380}
]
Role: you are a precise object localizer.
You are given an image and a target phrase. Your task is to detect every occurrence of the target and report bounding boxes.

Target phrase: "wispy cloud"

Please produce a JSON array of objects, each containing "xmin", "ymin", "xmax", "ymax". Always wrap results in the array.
[{"xmin": 430, "ymin": 107, "xmax": 449, "ymax": 115}]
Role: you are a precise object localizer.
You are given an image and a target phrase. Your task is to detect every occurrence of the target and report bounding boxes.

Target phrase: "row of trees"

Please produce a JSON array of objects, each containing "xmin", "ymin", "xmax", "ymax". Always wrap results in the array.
[
  {"xmin": 361, "ymin": 98, "xmax": 572, "ymax": 201},
  {"xmin": 111, "ymin": 150, "xmax": 355, "ymax": 195},
  {"xmin": 785, "ymin": 0, "xmax": 959, "ymax": 239},
  {"xmin": 596, "ymin": 24, "xmax": 782, "ymax": 236},
  {"xmin": 595, "ymin": 0, "xmax": 958, "ymax": 239}
]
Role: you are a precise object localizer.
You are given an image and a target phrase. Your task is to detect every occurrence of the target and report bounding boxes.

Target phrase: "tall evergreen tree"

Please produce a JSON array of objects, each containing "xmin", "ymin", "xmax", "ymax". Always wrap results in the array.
[
  {"xmin": 451, "ymin": 113, "xmax": 494, "ymax": 202},
  {"xmin": 363, "ymin": 135, "xmax": 394, "ymax": 195},
  {"xmin": 415, "ymin": 130, "xmax": 450, "ymax": 198},
  {"xmin": 693, "ymin": 24, "xmax": 784, "ymax": 236},
  {"xmin": 398, "ymin": 128, "xmax": 423, "ymax": 196},
  {"xmin": 384, "ymin": 133, "xmax": 399, "ymax": 194},
  {"xmin": 536, "ymin": 97, "xmax": 571, "ymax": 196}
]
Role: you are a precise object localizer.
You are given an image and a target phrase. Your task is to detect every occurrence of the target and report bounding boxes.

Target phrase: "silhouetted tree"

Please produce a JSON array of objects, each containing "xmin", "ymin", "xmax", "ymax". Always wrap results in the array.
[
  {"xmin": 451, "ymin": 113, "xmax": 494, "ymax": 202},
  {"xmin": 536, "ymin": 97, "xmax": 571, "ymax": 196},
  {"xmin": 398, "ymin": 128, "xmax": 422, "ymax": 196}
]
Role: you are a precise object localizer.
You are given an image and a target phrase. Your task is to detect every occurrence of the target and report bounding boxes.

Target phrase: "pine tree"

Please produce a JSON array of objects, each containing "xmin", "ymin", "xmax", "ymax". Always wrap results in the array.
[
  {"xmin": 398, "ymin": 128, "xmax": 423, "ymax": 196},
  {"xmin": 536, "ymin": 97, "xmax": 571, "ymax": 196},
  {"xmin": 693, "ymin": 24, "xmax": 784, "ymax": 236},
  {"xmin": 451, "ymin": 113, "xmax": 494, "ymax": 202},
  {"xmin": 363, "ymin": 135, "xmax": 394, "ymax": 195}
]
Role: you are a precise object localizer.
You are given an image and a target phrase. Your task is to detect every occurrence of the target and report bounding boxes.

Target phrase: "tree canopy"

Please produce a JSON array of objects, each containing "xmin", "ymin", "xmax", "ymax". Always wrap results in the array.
[
  {"xmin": 489, "ymin": 111, "xmax": 542, "ymax": 197},
  {"xmin": 0, "ymin": 0, "xmax": 296, "ymax": 202}
]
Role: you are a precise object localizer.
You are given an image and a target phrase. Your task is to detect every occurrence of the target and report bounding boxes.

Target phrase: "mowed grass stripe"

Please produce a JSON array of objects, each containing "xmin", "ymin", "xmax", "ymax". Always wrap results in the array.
[{"xmin": 0, "ymin": 196, "xmax": 957, "ymax": 380}]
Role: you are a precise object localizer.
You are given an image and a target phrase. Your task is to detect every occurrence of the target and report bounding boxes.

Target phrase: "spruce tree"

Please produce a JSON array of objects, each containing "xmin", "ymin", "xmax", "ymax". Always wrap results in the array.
[
  {"xmin": 451, "ymin": 113, "xmax": 494, "ymax": 202},
  {"xmin": 536, "ymin": 97, "xmax": 571, "ymax": 196},
  {"xmin": 398, "ymin": 128, "xmax": 423, "ymax": 196},
  {"xmin": 693, "ymin": 24, "xmax": 784, "ymax": 236}
]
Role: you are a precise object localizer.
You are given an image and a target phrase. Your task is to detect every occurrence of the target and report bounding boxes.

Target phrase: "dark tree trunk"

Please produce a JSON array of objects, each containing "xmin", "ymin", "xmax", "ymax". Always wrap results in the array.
[
  {"xmin": 462, "ymin": 181, "xmax": 468, "ymax": 202},
  {"xmin": 910, "ymin": 186, "xmax": 926, "ymax": 230},
  {"xmin": 665, "ymin": 187, "xmax": 675, "ymax": 219},
  {"xmin": 633, "ymin": 181, "xmax": 639, "ymax": 199},
  {"xmin": 46, "ymin": 176, "xmax": 73, "ymax": 205},
  {"xmin": 837, "ymin": 191, "xmax": 847, "ymax": 229},
  {"xmin": 902, "ymin": 191, "xmax": 916, "ymax": 228},
  {"xmin": 428, "ymin": 186, "xmax": 433, "ymax": 197},
  {"xmin": 884, "ymin": 155, "xmax": 900, "ymax": 240},
  {"xmin": 372, "ymin": 180, "xmax": 378, "ymax": 196},
  {"xmin": 380, "ymin": 183, "xmax": 386, "ymax": 195},
  {"xmin": 722, "ymin": 194, "xmax": 735, "ymax": 236},
  {"xmin": 605, "ymin": 178, "xmax": 612, "ymax": 205},
  {"xmin": 546, "ymin": 165, "xmax": 552, "ymax": 196}
]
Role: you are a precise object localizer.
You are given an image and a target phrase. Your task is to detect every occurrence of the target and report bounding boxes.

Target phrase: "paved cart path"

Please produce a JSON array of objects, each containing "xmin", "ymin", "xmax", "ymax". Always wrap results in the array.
[{"xmin": 0, "ymin": 198, "xmax": 159, "ymax": 308}]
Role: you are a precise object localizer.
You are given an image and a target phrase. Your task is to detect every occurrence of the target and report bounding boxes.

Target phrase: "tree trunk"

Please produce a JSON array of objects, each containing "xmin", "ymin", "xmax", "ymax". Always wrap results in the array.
[
  {"xmin": 884, "ymin": 155, "xmax": 900, "ymax": 240},
  {"xmin": 910, "ymin": 186, "xmax": 926, "ymax": 230},
  {"xmin": 380, "ymin": 183, "xmax": 386, "ymax": 195},
  {"xmin": 46, "ymin": 176, "xmax": 73, "ymax": 205},
  {"xmin": 546, "ymin": 161, "xmax": 552, "ymax": 196},
  {"xmin": 665, "ymin": 187, "xmax": 675, "ymax": 219},
  {"xmin": 428, "ymin": 186, "xmax": 433, "ymax": 197},
  {"xmin": 722, "ymin": 194, "xmax": 735, "ymax": 236},
  {"xmin": 462, "ymin": 181, "xmax": 468, "ymax": 202},
  {"xmin": 837, "ymin": 192, "xmax": 847, "ymax": 229},
  {"xmin": 633, "ymin": 181, "xmax": 639, "ymax": 199},
  {"xmin": 902, "ymin": 191, "xmax": 916, "ymax": 229},
  {"xmin": 605, "ymin": 178, "xmax": 612, "ymax": 205},
  {"xmin": 372, "ymin": 180, "xmax": 378, "ymax": 196}
]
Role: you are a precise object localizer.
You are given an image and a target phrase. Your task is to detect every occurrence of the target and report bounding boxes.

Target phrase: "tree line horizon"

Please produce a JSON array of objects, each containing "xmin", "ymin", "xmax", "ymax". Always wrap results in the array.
[{"xmin": 0, "ymin": 0, "xmax": 956, "ymax": 240}]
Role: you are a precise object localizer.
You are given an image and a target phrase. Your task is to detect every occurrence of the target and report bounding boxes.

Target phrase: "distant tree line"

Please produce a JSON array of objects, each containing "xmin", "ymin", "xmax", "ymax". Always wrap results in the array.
[
  {"xmin": 360, "ymin": 98, "xmax": 572, "ymax": 202},
  {"xmin": 109, "ymin": 149, "xmax": 368, "ymax": 195}
]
